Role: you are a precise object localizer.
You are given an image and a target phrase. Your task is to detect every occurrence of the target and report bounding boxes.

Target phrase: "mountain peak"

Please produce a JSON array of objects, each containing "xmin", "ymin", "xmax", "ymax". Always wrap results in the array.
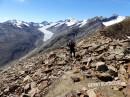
[
  {"xmin": 41, "ymin": 21, "xmax": 50, "ymax": 26},
  {"xmin": 64, "ymin": 18, "xmax": 78, "ymax": 26},
  {"xmin": 5, "ymin": 19, "xmax": 30, "ymax": 28}
]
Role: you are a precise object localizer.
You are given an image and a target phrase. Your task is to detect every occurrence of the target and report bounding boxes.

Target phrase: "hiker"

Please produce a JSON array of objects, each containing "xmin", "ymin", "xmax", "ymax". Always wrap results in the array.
[{"xmin": 67, "ymin": 39, "xmax": 76, "ymax": 58}]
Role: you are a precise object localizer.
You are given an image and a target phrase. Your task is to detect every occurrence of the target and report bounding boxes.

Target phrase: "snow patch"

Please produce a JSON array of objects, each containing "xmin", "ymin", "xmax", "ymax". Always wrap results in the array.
[
  {"xmin": 80, "ymin": 20, "xmax": 87, "ymax": 27},
  {"xmin": 8, "ymin": 20, "xmax": 29, "ymax": 28},
  {"xmin": 65, "ymin": 19, "xmax": 78, "ymax": 26},
  {"xmin": 38, "ymin": 26, "xmax": 54, "ymax": 42},
  {"xmin": 103, "ymin": 16, "xmax": 126, "ymax": 26}
]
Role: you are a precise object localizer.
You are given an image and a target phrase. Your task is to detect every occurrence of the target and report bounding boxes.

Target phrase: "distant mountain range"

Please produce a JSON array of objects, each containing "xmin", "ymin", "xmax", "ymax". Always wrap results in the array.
[{"xmin": 0, "ymin": 15, "xmax": 127, "ymax": 66}]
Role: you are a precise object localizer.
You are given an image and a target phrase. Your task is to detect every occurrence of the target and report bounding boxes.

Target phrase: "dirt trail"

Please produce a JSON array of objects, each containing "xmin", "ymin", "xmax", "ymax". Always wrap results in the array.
[
  {"xmin": 45, "ymin": 69, "xmax": 124, "ymax": 97},
  {"xmin": 45, "ymin": 70, "xmax": 89, "ymax": 97}
]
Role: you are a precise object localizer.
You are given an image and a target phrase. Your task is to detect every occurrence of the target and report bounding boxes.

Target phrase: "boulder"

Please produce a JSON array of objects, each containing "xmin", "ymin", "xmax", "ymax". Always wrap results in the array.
[{"xmin": 96, "ymin": 62, "xmax": 108, "ymax": 72}]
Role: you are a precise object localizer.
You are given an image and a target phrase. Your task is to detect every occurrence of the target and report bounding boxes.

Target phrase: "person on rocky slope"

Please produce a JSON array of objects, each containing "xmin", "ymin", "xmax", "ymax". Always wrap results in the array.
[{"xmin": 67, "ymin": 39, "xmax": 76, "ymax": 58}]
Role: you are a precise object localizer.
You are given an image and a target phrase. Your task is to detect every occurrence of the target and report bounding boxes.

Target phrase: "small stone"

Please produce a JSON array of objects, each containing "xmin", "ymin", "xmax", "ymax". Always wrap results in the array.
[
  {"xmin": 112, "ymin": 86, "xmax": 119, "ymax": 91},
  {"xmin": 28, "ymin": 88, "xmax": 40, "ymax": 97},
  {"xmin": 38, "ymin": 80, "xmax": 48, "ymax": 90},
  {"xmin": 23, "ymin": 75, "xmax": 32, "ymax": 83},
  {"xmin": 31, "ymin": 82, "xmax": 37, "ymax": 89},
  {"xmin": 4, "ymin": 87, "xmax": 9, "ymax": 93},
  {"xmin": 71, "ymin": 76, "xmax": 81, "ymax": 82},
  {"xmin": 57, "ymin": 60, "xmax": 66, "ymax": 66},
  {"xmin": 33, "ymin": 69, "xmax": 42, "ymax": 77},
  {"xmin": 114, "ymin": 77, "xmax": 119, "ymax": 81},
  {"xmin": 19, "ymin": 71, "xmax": 25, "ymax": 75},
  {"xmin": 87, "ymin": 89, "xmax": 96, "ymax": 97},
  {"xmin": 80, "ymin": 66, "xmax": 88, "ymax": 71},
  {"xmin": 81, "ymin": 87, "xmax": 87, "ymax": 91},
  {"xmin": 44, "ymin": 68, "xmax": 53, "ymax": 74},
  {"xmin": 24, "ymin": 83, "xmax": 31, "ymax": 93}
]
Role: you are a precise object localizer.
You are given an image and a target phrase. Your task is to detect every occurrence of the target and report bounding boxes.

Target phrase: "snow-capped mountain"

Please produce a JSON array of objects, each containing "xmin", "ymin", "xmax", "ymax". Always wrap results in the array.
[
  {"xmin": 0, "ymin": 15, "xmax": 127, "ymax": 66},
  {"xmin": 5, "ymin": 20, "xmax": 30, "ymax": 28}
]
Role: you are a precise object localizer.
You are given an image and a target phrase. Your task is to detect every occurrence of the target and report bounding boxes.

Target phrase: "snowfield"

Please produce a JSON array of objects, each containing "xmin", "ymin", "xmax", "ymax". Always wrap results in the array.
[
  {"xmin": 103, "ymin": 16, "xmax": 126, "ymax": 26},
  {"xmin": 80, "ymin": 20, "xmax": 88, "ymax": 27},
  {"xmin": 38, "ymin": 26, "xmax": 54, "ymax": 42}
]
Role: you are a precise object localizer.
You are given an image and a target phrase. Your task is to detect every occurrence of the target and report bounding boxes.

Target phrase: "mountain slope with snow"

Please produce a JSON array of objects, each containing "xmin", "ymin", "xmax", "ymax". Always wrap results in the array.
[
  {"xmin": 6, "ymin": 20, "xmax": 30, "ymax": 28},
  {"xmin": 103, "ymin": 16, "xmax": 126, "ymax": 26}
]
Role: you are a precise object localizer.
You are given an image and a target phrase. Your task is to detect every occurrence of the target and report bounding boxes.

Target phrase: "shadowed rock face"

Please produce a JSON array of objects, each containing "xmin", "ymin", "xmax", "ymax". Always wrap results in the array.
[{"xmin": 0, "ymin": 22, "xmax": 44, "ymax": 66}]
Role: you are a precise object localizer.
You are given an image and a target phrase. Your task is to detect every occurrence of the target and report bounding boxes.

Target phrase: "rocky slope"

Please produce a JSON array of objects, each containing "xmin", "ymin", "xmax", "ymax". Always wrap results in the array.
[{"xmin": 0, "ymin": 18, "xmax": 130, "ymax": 97}]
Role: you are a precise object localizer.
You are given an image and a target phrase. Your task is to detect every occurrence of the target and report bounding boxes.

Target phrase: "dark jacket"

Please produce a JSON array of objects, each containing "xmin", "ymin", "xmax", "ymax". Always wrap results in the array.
[{"xmin": 67, "ymin": 40, "xmax": 75, "ymax": 49}]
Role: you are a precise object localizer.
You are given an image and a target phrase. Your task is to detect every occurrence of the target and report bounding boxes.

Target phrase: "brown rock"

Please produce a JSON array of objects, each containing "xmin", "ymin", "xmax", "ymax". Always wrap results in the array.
[
  {"xmin": 23, "ymin": 75, "xmax": 32, "ymax": 83},
  {"xmin": 24, "ymin": 83, "xmax": 31, "ymax": 93},
  {"xmin": 28, "ymin": 87, "xmax": 40, "ymax": 97},
  {"xmin": 31, "ymin": 82, "xmax": 37, "ymax": 89},
  {"xmin": 71, "ymin": 76, "xmax": 81, "ymax": 82}
]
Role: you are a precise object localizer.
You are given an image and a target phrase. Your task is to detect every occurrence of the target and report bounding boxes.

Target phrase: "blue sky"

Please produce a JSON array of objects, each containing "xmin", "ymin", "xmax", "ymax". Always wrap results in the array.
[{"xmin": 0, "ymin": 0, "xmax": 129, "ymax": 22}]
